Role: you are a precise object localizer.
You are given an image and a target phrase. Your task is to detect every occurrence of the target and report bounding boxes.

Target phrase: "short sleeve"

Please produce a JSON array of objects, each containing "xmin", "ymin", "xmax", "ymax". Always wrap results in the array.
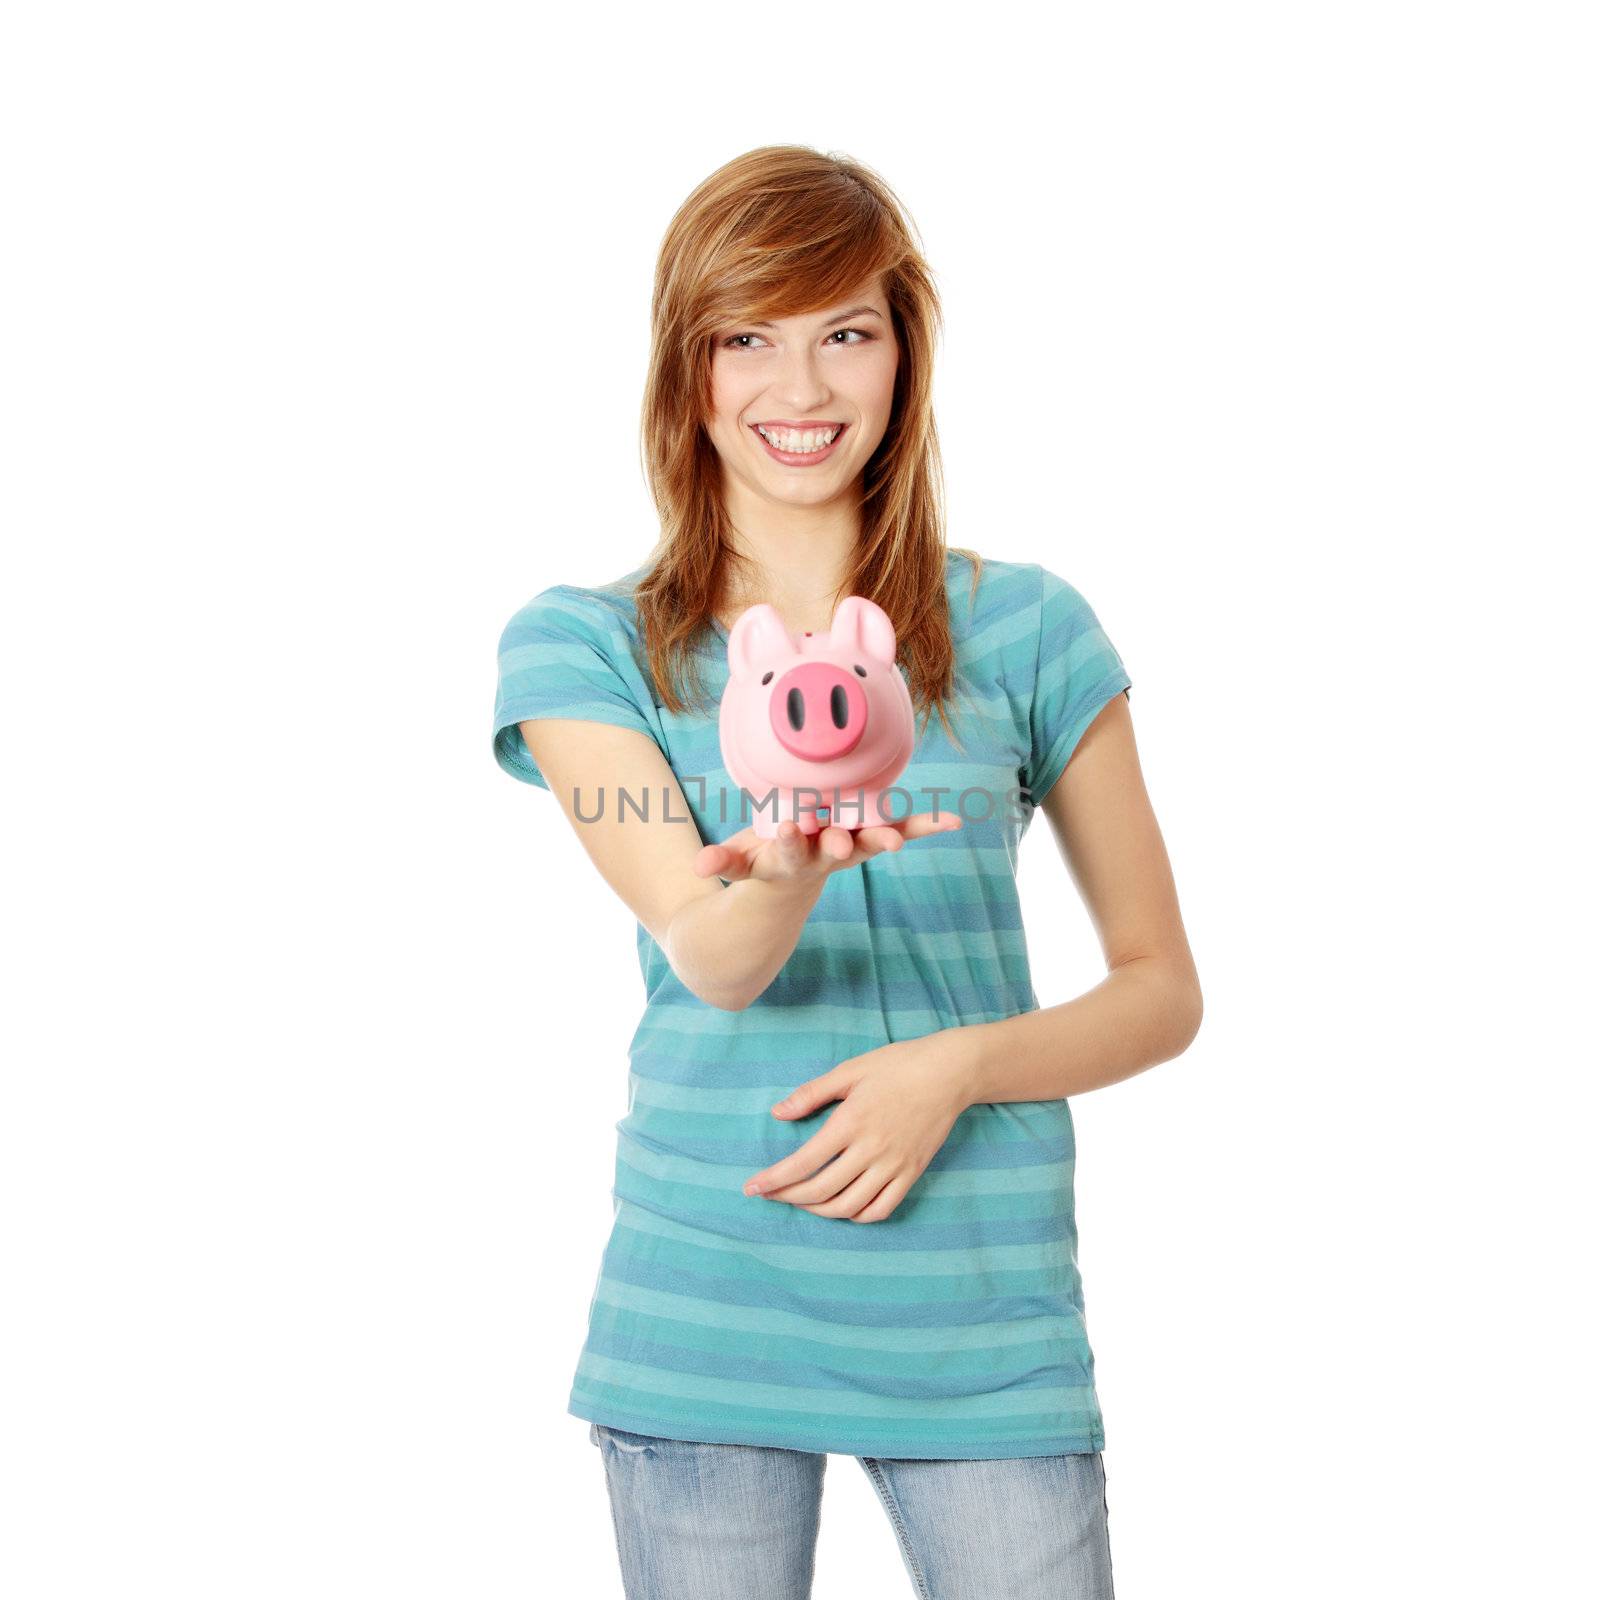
[
  {"xmin": 491, "ymin": 586, "xmax": 666, "ymax": 790},
  {"xmin": 1024, "ymin": 565, "xmax": 1133, "ymax": 804}
]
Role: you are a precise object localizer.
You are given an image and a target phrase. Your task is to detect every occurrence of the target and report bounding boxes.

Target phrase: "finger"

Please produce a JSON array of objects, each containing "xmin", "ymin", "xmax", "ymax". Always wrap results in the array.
[
  {"xmin": 799, "ymin": 1162, "xmax": 895, "ymax": 1219},
  {"xmin": 847, "ymin": 1170, "xmax": 914, "ymax": 1223},
  {"xmin": 744, "ymin": 1122, "xmax": 849, "ymax": 1197},
  {"xmin": 765, "ymin": 1148, "xmax": 871, "ymax": 1207},
  {"xmin": 897, "ymin": 811, "xmax": 964, "ymax": 842},
  {"xmin": 698, "ymin": 823, "xmax": 767, "ymax": 876},
  {"xmin": 817, "ymin": 824, "xmax": 856, "ymax": 861},
  {"xmin": 693, "ymin": 842, "xmax": 749, "ymax": 881},
  {"xmin": 851, "ymin": 825, "xmax": 907, "ymax": 857},
  {"xmin": 773, "ymin": 818, "xmax": 816, "ymax": 871}
]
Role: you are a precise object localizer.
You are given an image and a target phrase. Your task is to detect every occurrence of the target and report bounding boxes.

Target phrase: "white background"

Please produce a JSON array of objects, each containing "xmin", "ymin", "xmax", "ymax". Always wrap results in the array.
[{"xmin": 5, "ymin": 3, "xmax": 1595, "ymax": 1596}]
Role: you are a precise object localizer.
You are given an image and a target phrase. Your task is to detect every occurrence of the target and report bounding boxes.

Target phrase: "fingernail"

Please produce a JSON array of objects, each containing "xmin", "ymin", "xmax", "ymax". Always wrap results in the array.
[{"xmin": 743, "ymin": 1181, "xmax": 763, "ymax": 1197}]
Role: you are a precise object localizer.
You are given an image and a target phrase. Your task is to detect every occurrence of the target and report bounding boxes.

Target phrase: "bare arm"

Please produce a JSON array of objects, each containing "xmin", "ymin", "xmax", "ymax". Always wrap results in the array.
[
  {"xmin": 950, "ymin": 690, "xmax": 1203, "ymax": 1103},
  {"xmin": 519, "ymin": 717, "xmax": 961, "ymax": 1012}
]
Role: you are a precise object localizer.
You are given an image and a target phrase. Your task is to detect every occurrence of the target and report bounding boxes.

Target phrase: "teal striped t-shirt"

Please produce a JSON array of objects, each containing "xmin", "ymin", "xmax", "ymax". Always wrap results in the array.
[{"xmin": 492, "ymin": 549, "xmax": 1133, "ymax": 1459}]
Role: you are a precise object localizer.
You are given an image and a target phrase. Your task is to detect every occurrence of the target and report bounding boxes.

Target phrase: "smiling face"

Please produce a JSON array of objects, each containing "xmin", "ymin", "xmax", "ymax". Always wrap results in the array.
[{"xmin": 705, "ymin": 276, "xmax": 901, "ymax": 513}]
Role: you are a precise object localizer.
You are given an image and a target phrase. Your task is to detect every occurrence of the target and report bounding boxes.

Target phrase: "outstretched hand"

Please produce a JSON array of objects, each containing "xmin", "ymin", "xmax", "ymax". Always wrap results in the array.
[{"xmin": 693, "ymin": 811, "xmax": 962, "ymax": 887}]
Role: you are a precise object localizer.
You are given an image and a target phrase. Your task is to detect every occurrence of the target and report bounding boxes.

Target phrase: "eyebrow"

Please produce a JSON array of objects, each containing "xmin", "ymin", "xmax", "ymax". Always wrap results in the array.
[{"xmin": 744, "ymin": 306, "xmax": 885, "ymax": 331}]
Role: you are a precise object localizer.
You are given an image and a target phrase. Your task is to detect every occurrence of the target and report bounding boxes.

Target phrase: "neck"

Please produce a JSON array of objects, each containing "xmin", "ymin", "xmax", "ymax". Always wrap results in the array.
[{"xmin": 718, "ymin": 476, "xmax": 862, "ymax": 633}]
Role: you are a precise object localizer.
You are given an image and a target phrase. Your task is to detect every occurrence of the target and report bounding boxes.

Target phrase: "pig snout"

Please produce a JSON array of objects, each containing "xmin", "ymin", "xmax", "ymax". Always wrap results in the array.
[{"xmin": 768, "ymin": 661, "xmax": 868, "ymax": 762}]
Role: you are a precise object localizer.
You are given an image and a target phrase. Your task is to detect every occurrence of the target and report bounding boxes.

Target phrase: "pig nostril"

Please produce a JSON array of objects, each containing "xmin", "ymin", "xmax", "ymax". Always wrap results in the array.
[
  {"xmin": 786, "ymin": 687, "xmax": 805, "ymax": 731},
  {"xmin": 830, "ymin": 685, "xmax": 849, "ymax": 729}
]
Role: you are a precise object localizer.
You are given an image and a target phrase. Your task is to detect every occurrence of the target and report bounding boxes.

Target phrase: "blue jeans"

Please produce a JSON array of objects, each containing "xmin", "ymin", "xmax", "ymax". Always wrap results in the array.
[{"xmin": 588, "ymin": 1421, "xmax": 1116, "ymax": 1599}]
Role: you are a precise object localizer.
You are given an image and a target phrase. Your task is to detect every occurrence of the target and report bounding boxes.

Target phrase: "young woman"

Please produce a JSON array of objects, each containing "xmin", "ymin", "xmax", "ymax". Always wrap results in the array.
[{"xmin": 491, "ymin": 145, "xmax": 1202, "ymax": 1600}]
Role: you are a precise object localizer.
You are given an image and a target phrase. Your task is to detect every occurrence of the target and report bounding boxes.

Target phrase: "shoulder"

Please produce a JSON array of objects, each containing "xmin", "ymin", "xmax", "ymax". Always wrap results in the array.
[
  {"xmin": 944, "ymin": 549, "xmax": 1098, "ymax": 644},
  {"xmin": 495, "ymin": 565, "xmax": 651, "ymax": 658}
]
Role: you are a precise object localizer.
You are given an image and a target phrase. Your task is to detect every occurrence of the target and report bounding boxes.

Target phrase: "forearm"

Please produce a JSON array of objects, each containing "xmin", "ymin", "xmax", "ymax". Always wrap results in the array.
[
  {"xmin": 950, "ymin": 957, "xmax": 1203, "ymax": 1105},
  {"xmin": 664, "ymin": 875, "xmax": 826, "ymax": 1011}
]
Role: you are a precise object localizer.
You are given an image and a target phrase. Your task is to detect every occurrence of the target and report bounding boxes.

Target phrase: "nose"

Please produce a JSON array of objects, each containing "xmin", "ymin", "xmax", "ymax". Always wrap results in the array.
[
  {"xmin": 769, "ymin": 662, "xmax": 868, "ymax": 762},
  {"xmin": 773, "ymin": 343, "xmax": 830, "ymax": 412}
]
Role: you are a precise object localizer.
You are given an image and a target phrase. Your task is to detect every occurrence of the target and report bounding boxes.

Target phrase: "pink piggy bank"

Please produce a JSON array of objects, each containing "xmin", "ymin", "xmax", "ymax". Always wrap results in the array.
[{"xmin": 718, "ymin": 596, "xmax": 917, "ymax": 839}]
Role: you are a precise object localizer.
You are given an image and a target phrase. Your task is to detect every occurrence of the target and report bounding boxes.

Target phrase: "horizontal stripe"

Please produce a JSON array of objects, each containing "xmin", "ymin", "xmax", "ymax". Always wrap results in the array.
[{"xmin": 610, "ymin": 1202, "xmax": 1082, "ymax": 1283}]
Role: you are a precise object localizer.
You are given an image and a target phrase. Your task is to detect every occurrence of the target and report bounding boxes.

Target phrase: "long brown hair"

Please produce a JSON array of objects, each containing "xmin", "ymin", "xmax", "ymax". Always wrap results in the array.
[{"xmin": 629, "ymin": 144, "xmax": 982, "ymax": 742}]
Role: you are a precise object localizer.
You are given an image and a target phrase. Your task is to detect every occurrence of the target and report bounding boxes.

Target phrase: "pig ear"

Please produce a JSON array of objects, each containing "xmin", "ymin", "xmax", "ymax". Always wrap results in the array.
[
  {"xmin": 829, "ymin": 596, "xmax": 898, "ymax": 666},
  {"xmin": 726, "ymin": 603, "xmax": 795, "ymax": 678}
]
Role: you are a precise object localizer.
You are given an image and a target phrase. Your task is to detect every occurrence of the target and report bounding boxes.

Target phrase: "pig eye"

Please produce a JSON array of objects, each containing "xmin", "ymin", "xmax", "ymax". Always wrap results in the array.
[
  {"xmin": 853, "ymin": 664, "xmax": 867, "ymax": 677},
  {"xmin": 831, "ymin": 685, "xmax": 849, "ymax": 728},
  {"xmin": 761, "ymin": 671, "xmax": 774, "ymax": 685}
]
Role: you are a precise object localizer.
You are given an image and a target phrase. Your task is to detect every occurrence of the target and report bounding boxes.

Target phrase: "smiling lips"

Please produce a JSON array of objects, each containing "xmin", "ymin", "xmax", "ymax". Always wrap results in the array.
[{"xmin": 750, "ymin": 421, "xmax": 849, "ymax": 465}]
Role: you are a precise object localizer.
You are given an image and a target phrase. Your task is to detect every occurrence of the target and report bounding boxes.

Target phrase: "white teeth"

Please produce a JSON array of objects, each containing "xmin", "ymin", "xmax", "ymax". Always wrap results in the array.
[{"xmin": 757, "ymin": 425, "xmax": 839, "ymax": 453}]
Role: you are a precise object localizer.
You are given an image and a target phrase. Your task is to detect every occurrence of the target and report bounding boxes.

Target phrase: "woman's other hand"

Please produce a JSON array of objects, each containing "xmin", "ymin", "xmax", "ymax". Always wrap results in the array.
[{"xmin": 741, "ymin": 1031, "xmax": 976, "ymax": 1223}]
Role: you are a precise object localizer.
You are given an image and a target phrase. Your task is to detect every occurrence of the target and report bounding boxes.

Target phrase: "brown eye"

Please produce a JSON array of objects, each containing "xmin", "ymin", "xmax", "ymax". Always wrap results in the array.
[
  {"xmin": 853, "ymin": 664, "xmax": 867, "ymax": 677},
  {"xmin": 761, "ymin": 671, "xmax": 774, "ymax": 685}
]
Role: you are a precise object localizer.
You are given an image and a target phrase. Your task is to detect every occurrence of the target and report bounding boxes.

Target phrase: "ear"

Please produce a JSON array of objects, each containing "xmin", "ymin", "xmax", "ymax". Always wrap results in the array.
[
  {"xmin": 727, "ymin": 603, "xmax": 796, "ymax": 679},
  {"xmin": 828, "ymin": 596, "xmax": 898, "ymax": 666}
]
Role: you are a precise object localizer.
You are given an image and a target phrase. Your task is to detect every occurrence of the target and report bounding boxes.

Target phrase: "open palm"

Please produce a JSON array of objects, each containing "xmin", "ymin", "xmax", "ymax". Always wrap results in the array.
[{"xmin": 693, "ymin": 812, "xmax": 962, "ymax": 886}]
